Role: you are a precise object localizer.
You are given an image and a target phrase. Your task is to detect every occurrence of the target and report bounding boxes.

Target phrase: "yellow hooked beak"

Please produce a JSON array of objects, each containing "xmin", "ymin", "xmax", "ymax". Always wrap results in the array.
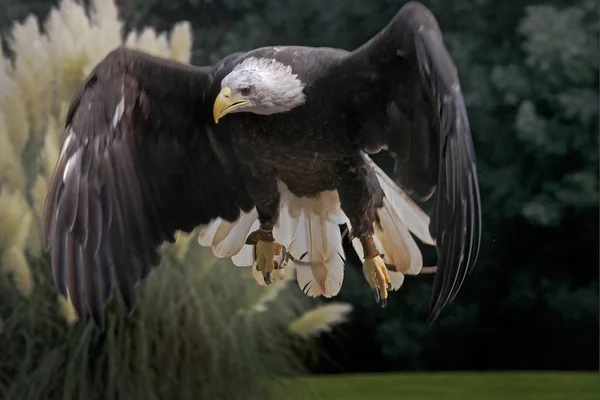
[{"xmin": 213, "ymin": 87, "xmax": 250, "ymax": 124}]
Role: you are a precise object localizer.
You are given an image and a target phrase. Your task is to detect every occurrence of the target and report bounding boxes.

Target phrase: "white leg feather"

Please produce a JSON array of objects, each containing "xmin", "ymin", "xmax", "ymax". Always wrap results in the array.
[
  {"xmin": 366, "ymin": 156, "xmax": 435, "ymax": 246},
  {"xmin": 212, "ymin": 209, "xmax": 258, "ymax": 258},
  {"xmin": 196, "ymin": 218, "xmax": 223, "ymax": 246},
  {"xmin": 376, "ymin": 197, "xmax": 423, "ymax": 275}
]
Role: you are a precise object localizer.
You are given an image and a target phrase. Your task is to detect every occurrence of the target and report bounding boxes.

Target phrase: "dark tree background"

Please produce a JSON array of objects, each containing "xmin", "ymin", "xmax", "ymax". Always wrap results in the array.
[{"xmin": 1, "ymin": 0, "xmax": 597, "ymax": 373}]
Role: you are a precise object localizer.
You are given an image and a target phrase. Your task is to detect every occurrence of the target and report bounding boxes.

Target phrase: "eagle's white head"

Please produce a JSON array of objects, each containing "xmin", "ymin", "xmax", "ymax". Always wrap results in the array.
[{"xmin": 213, "ymin": 56, "xmax": 306, "ymax": 123}]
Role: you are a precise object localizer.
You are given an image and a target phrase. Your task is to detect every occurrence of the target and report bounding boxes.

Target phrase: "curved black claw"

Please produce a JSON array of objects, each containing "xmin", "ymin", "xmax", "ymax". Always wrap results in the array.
[
  {"xmin": 264, "ymin": 271, "xmax": 272, "ymax": 285},
  {"xmin": 372, "ymin": 288, "xmax": 389, "ymax": 308},
  {"xmin": 373, "ymin": 288, "xmax": 381, "ymax": 303}
]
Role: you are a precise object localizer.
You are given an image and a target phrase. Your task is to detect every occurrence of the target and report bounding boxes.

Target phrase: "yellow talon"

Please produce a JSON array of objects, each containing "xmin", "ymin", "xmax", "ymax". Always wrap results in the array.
[
  {"xmin": 362, "ymin": 255, "xmax": 391, "ymax": 307},
  {"xmin": 254, "ymin": 240, "xmax": 283, "ymax": 285},
  {"xmin": 246, "ymin": 229, "xmax": 285, "ymax": 285}
]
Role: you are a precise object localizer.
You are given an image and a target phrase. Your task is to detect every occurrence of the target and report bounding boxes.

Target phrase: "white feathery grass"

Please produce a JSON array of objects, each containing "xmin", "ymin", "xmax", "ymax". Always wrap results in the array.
[
  {"xmin": 161, "ymin": 230, "xmax": 197, "ymax": 262},
  {"xmin": 45, "ymin": 5, "xmax": 92, "ymax": 104},
  {"xmin": 155, "ymin": 32, "xmax": 171, "ymax": 58},
  {"xmin": 84, "ymin": 0, "xmax": 123, "ymax": 74},
  {"xmin": 0, "ymin": 188, "xmax": 33, "ymax": 251},
  {"xmin": 0, "ymin": 41, "xmax": 5, "ymax": 70},
  {"xmin": 0, "ymin": 42, "xmax": 14, "ymax": 75},
  {"xmin": 124, "ymin": 30, "xmax": 138, "ymax": 48},
  {"xmin": 27, "ymin": 174, "xmax": 50, "ymax": 257},
  {"xmin": 9, "ymin": 14, "xmax": 53, "ymax": 135},
  {"xmin": 289, "ymin": 302, "xmax": 353, "ymax": 338},
  {"xmin": 58, "ymin": 293, "xmax": 78, "ymax": 324},
  {"xmin": 25, "ymin": 222, "xmax": 43, "ymax": 259},
  {"xmin": 0, "ymin": 114, "xmax": 27, "ymax": 192},
  {"xmin": 1, "ymin": 246, "xmax": 33, "ymax": 297},
  {"xmin": 30, "ymin": 174, "xmax": 49, "ymax": 220},
  {"xmin": 58, "ymin": 0, "xmax": 91, "ymax": 40},
  {"xmin": 131, "ymin": 27, "xmax": 171, "ymax": 58},
  {"xmin": 0, "ymin": 66, "xmax": 29, "ymax": 155},
  {"xmin": 41, "ymin": 115, "xmax": 61, "ymax": 181},
  {"xmin": 169, "ymin": 21, "xmax": 193, "ymax": 63},
  {"xmin": 136, "ymin": 27, "xmax": 159, "ymax": 51},
  {"xmin": 90, "ymin": 0, "xmax": 119, "ymax": 24}
]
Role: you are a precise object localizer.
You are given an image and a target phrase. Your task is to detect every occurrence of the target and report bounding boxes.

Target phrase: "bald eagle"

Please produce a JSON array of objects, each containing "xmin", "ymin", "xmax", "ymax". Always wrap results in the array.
[{"xmin": 42, "ymin": 1, "xmax": 481, "ymax": 329}]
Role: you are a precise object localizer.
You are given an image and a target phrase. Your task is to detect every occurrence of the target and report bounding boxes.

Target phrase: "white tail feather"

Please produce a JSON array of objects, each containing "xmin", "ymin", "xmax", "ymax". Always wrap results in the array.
[
  {"xmin": 279, "ymin": 182, "xmax": 345, "ymax": 298},
  {"xmin": 291, "ymin": 213, "xmax": 345, "ymax": 297}
]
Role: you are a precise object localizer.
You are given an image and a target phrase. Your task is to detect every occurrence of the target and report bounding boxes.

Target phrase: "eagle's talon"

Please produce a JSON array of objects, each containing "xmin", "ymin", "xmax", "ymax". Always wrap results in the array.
[
  {"xmin": 373, "ymin": 288, "xmax": 380, "ymax": 303},
  {"xmin": 363, "ymin": 254, "xmax": 391, "ymax": 306},
  {"xmin": 250, "ymin": 231, "xmax": 284, "ymax": 286},
  {"xmin": 264, "ymin": 271, "xmax": 272, "ymax": 285}
]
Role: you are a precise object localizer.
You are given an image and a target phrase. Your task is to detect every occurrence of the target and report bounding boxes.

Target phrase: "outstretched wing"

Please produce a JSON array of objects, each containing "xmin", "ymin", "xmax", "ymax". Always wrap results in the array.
[
  {"xmin": 42, "ymin": 48, "xmax": 252, "ymax": 328},
  {"xmin": 325, "ymin": 2, "xmax": 482, "ymax": 323}
]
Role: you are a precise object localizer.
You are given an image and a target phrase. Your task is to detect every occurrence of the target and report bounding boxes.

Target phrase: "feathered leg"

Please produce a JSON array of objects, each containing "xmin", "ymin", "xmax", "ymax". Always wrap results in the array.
[
  {"xmin": 336, "ymin": 155, "xmax": 391, "ymax": 306},
  {"xmin": 359, "ymin": 236, "xmax": 392, "ymax": 306},
  {"xmin": 245, "ymin": 228, "xmax": 283, "ymax": 284},
  {"xmin": 242, "ymin": 168, "xmax": 284, "ymax": 285}
]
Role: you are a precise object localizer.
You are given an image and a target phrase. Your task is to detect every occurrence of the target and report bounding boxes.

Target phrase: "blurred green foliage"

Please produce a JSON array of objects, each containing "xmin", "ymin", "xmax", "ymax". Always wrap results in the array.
[
  {"xmin": 0, "ymin": 255, "xmax": 311, "ymax": 400},
  {"xmin": 0, "ymin": 0, "xmax": 597, "ymax": 374}
]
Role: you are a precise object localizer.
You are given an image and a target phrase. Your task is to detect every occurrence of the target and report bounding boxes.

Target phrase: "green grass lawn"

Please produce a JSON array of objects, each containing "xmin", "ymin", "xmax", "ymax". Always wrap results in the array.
[{"xmin": 280, "ymin": 372, "xmax": 599, "ymax": 400}]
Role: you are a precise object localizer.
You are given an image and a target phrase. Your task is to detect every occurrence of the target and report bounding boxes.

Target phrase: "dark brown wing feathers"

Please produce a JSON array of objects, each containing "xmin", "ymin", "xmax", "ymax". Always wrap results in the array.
[
  {"xmin": 406, "ymin": 5, "xmax": 482, "ymax": 324},
  {"xmin": 329, "ymin": 2, "xmax": 482, "ymax": 323},
  {"xmin": 42, "ymin": 48, "xmax": 250, "ymax": 328}
]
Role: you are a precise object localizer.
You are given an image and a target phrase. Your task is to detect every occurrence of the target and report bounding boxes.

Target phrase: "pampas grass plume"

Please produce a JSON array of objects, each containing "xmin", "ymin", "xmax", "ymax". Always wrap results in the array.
[
  {"xmin": 9, "ymin": 14, "xmax": 52, "ymax": 135},
  {"xmin": 162, "ymin": 230, "xmax": 197, "ymax": 263},
  {"xmin": 58, "ymin": 293, "xmax": 78, "ymax": 325},
  {"xmin": 289, "ymin": 302, "xmax": 353, "ymax": 338},
  {"xmin": 0, "ymin": 65, "xmax": 30, "ymax": 155},
  {"xmin": 0, "ymin": 188, "xmax": 33, "ymax": 251},
  {"xmin": 169, "ymin": 21, "xmax": 193, "ymax": 63},
  {"xmin": 1, "ymin": 246, "xmax": 33, "ymax": 297},
  {"xmin": 0, "ymin": 114, "xmax": 27, "ymax": 191}
]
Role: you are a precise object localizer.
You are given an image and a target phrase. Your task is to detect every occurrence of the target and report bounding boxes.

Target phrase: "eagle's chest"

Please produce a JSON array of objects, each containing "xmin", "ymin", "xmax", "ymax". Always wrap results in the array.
[
  {"xmin": 229, "ymin": 108, "xmax": 357, "ymax": 165},
  {"xmin": 228, "ymin": 110, "xmax": 358, "ymax": 196}
]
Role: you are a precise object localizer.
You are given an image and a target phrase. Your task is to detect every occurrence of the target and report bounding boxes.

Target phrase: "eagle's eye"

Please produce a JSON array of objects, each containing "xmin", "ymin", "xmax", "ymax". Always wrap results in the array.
[{"xmin": 240, "ymin": 87, "xmax": 251, "ymax": 96}]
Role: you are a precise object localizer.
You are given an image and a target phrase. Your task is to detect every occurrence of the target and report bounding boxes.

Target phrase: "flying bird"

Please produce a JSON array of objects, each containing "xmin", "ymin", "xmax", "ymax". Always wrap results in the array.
[{"xmin": 42, "ymin": 1, "xmax": 482, "ymax": 329}]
